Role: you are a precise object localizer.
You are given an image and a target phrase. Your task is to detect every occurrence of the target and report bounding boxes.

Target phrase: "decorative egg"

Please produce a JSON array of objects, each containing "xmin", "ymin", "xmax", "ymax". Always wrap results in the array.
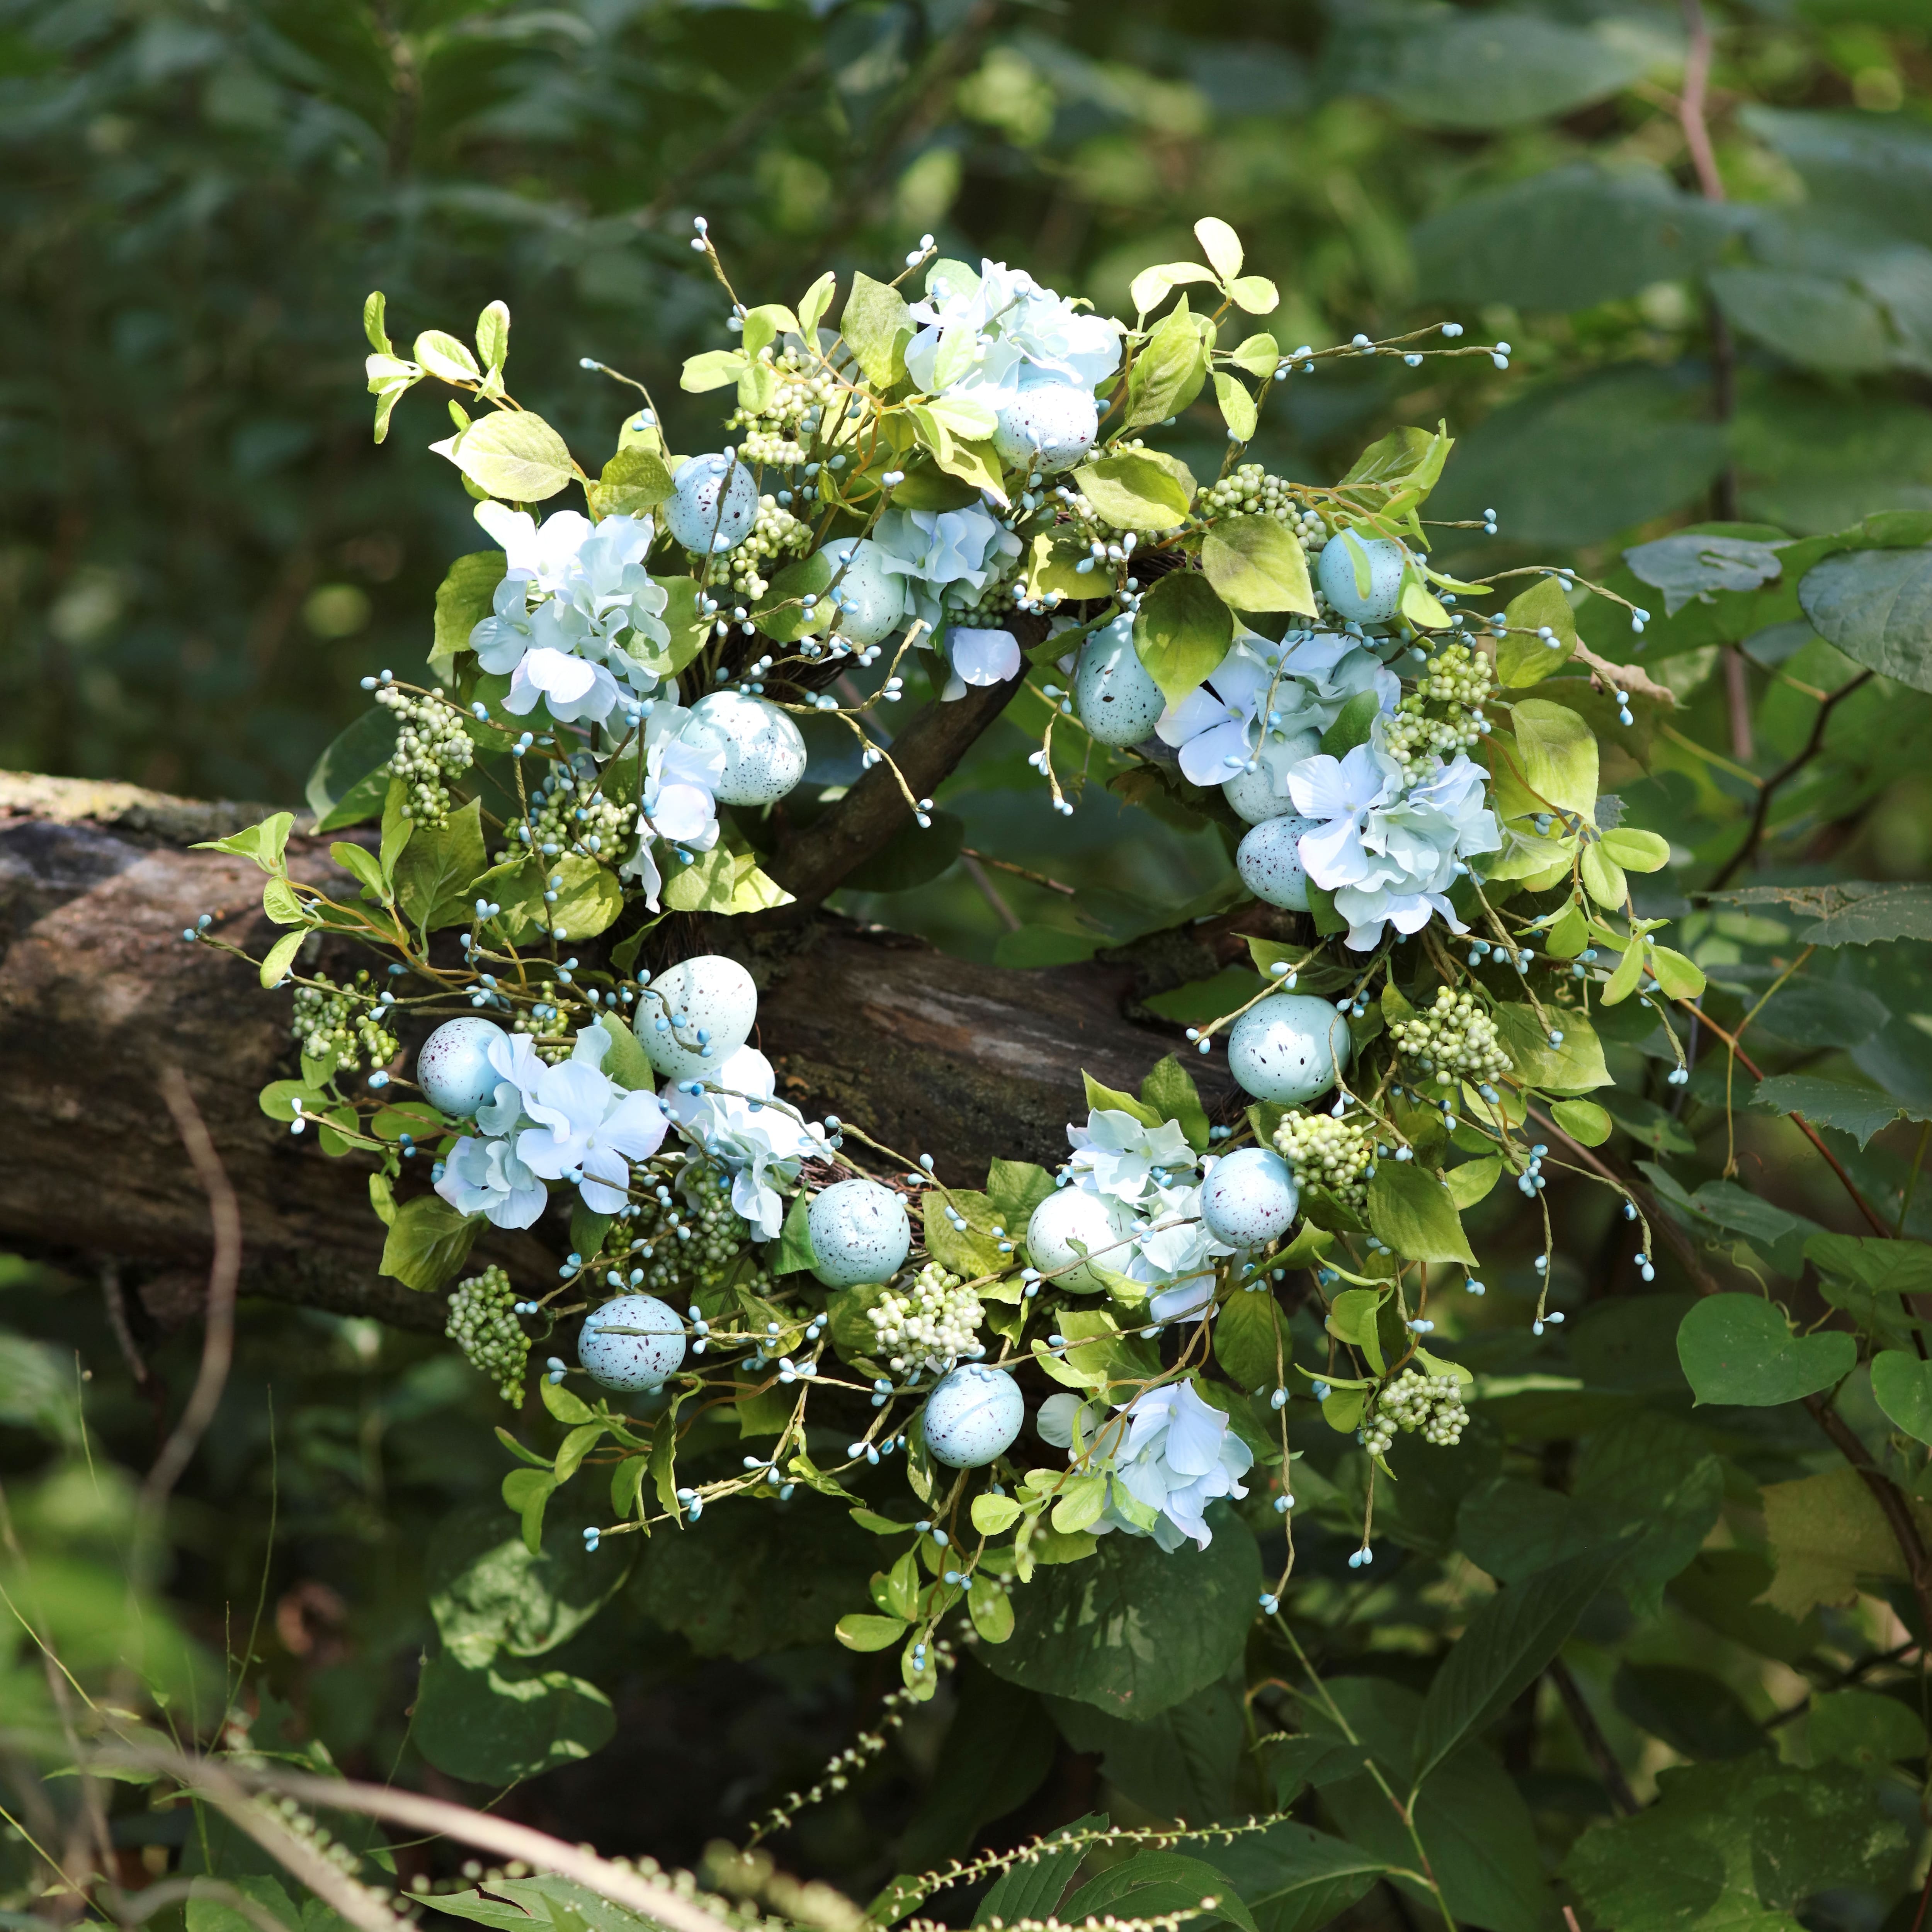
[
  {"xmin": 923, "ymin": 1365, "xmax": 1025, "ymax": 1468},
  {"xmin": 808, "ymin": 1178, "xmax": 911, "ymax": 1289},
  {"xmin": 992, "ymin": 381, "xmax": 1100, "ymax": 472},
  {"xmin": 417, "ymin": 1017, "xmax": 509, "ymax": 1117},
  {"xmin": 664, "ymin": 453, "xmax": 758, "ymax": 554},
  {"xmin": 819, "ymin": 538, "xmax": 908, "ymax": 646},
  {"xmin": 634, "ymin": 954, "xmax": 758, "ymax": 1082},
  {"xmin": 1200, "ymin": 1147, "xmax": 1300, "ymax": 1249},
  {"xmin": 688, "ymin": 692, "xmax": 808, "ymax": 807},
  {"xmin": 579, "ymin": 1293, "xmax": 686, "ymax": 1392},
  {"xmin": 1075, "ymin": 615, "xmax": 1167, "ymax": 747},
  {"xmin": 1316, "ymin": 533, "xmax": 1407, "ymax": 625},
  {"xmin": 1227, "ymin": 994, "xmax": 1353, "ymax": 1104},
  {"xmin": 1236, "ymin": 814, "xmax": 1321, "ymax": 909},
  {"xmin": 1223, "ymin": 731, "xmax": 1321, "ymax": 822},
  {"xmin": 1026, "ymin": 1186, "xmax": 1139, "ymax": 1293}
]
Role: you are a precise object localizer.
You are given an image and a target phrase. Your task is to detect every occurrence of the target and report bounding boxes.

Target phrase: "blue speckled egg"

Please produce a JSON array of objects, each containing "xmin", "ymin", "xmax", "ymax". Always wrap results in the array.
[
  {"xmin": 1075, "ymin": 615, "xmax": 1167, "ymax": 747},
  {"xmin": 418, "ymin": 1017, "xmax": 509, "ymax": 1117},
  {"xmin": 664, "ymin": 454, "xmax": 758, "ymax": 554},
  {"xmin": 992, "ymin": 381, "xmax": 1099, "ymax": 472},
  {"xmin": 1236, "ymin": 814, "xmax": 1321, "ymax": 910},
  {"xmin": 1200, "ymin": 1147, "xmax": 1300, "ymax": 1248},
  {"xmin": 924, "ymin": 1365, "xmax": 1025, "ymax": 1468},
  {"xmin": 689, "ymin": 692, "xmax": 808, "ymax": 807},
  {"xmin": 819, "ymin": 538, "xmax": 908, "ymax": 646},
  {"xmin": 1316, "ymin": 533, "xmax": 1407, "ymax": 625},
  {"xmin": 579, "ymin": 1293, "xmax": 686, "ymax": 1392},
  {"xmin": 1227, "ymin": 994, "xmax": 1353, "ymax": 1104},
  {"xmin": 809, "ymin": 1178, "xmax": 911, "ymax": 1288},
  {"xmin": 1025, "ymin": 1186, "xmax": 1139, "ymax": 1293},
  {"xmin": 635, "ymin": 955, "xmax": 757, "ymax": 1082}
]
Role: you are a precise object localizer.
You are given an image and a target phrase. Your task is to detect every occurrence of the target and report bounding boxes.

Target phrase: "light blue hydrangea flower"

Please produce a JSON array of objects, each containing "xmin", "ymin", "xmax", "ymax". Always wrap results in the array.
[
  {"xmin": 661, "ymin": 1046, "xmax": 821, "ymax": 1240},
  {"xmin": 904, "ymin": 258, "xmax": 1120, "ymax": 401}
]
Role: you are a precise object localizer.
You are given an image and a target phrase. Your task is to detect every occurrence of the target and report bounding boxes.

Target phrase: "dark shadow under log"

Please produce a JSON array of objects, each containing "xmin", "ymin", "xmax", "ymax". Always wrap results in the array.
[{"xmin": 0, "ymin": 771, "xmax": 1267, "ymax": 1333}]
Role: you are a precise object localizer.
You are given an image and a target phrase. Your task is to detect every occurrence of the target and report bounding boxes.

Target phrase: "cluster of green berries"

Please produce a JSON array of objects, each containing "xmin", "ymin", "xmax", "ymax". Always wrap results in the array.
[
  {"xmin": 510, "ymin": 982, "xmax": 573, "ymax": 1055},
  {"xmin": 866, "ymin": 1263, "xmax": 983, "ymax": 1375},
  {"xmin": 1384, "ymin": 642, "xmax": 1493, "ymax": 777},
  {"xmin": 710, "ymin": 498, "xmax": 812, "ymax": 602},
  {"xmin": 725, "ymin": 345, "xmax": 837, "ymax": 466},
  {"xmin": 446, "ymin": 1265, "xmax": 529, "ymax": 1404},
  {"xmin": 291, "ymin": 971, "xmax": 399, "ymax": 1074},
  {"xmin": 1274, "ymin": 1110, "xmax": 1375, "ymax": 1210},
  {"xmin": 1363, "ymin": 1367, "xmax": 1468, "ymax": 1455},
  {"xmin": 1389, "ymin": 987, "xmax": 1512, "ymax": 1089},
  {"xmin": 498, "ymin": 761, "xmax": 636, "ymax": 870},
  {"xmin": 630, "ymin": 1165, "xmax": 771, "ymax": 1302},
  {"xmin": 1200, "ymin": 465, "xmax": 1327, "ymax": 552},
  {"xmin": 378, "ymin": 684, "xmax": 473, "ymax": 826}
]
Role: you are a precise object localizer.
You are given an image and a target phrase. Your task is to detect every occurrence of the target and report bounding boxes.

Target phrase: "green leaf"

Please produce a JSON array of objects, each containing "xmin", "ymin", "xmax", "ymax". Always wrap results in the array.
[
  {"xmin": 1201, "ymin": 515, "xmax": 1316, "ymax": 616},
  {"xmin": 306, "ymin": 710, "xmax": 401, "ymax": 829},
  {"xmin": 1226, "ymin": 333, "xmax": 1278, "ymax": 378},
  {"xmin": 1711, "ymin": 266, "xmax": 1894, "ymax": 376},
  {"xmin": 772, "ymin": 1189, "xmax": 817, "ymax": 1277},
  {"xmin": 1227, "ymin": 275, "xmax": 1278, "ymax": 315},
  {"xmin": 394, "ymin": 799, "xmax": 487, "ymax": 934},
  {"xmin": 1491, "ymin": 1004, "xmax": 1611, "ymax": 1092},
  {"xmin": 987, "ymin": 1158, "xmax": 1057, "ymax": 1234},
  {"xmin": 1624, "ymin": 531, "xmax": 1788, "ymax": 618},
  {"xmin": 379, "ymin": 1195, "xmax": 482, "ymax": 1293},
  {"xmin": 1366, "ymin": 1164, "xmax": 1476, "ymax": 1266},
  {"xmin": 545, "ymin": 853, "xmax": 624, "ymax": 939},
  {"xmin": 679, "ymin": 349, "xmax": 747, "ymax": 393},
  {"xmin": 1806, "ymin": 1233, "xmax": 1932, "ymax": 1298},
  {"xmin": 475, "ymin": 300, "xmax": 509, "ymax": 379},
  {"xmin": 194, "ymin": 811, "xmax": 294, "ymax": 875},
  {"xmin": 897, "ymin": 1661, "xmax": 1053, "ymax": 1871},
  {"xmin": 1124, "ymin": 301, "xmax": 1208, "ymax": 429},
  {"xmin": 1212, "ymin": 371, "xmax": 1257, "ymax": 442},
  {"xmin": 1361, "ymin": 12, "xmax": 1645, "ymax": 131},
  {"xmin": 1214, "ymin": 1289, "xmax": 1287, "ymax": 1392},
  {"xmin": 1713, "ymin": 878, "xmax": 1932, "ymax": 946},
  {"xmin": 589, "ymin": 445, "xmax": 674, "ymax": 522},
  {"xmin": 923, "ymin": 1191, "xmax": 1007, "ymax": 1280},
  {"xmin": 835, "ymin": 1613, "xmax": 908, "ymax": 1652},
  {"xmin": 1495, "ymin": 576, "xmax": 1577, "ymax": 686},
  {"xmin": 983, "ymin": 1512, "xmax": 1261, "ymax": 1717},
  {"xmin": 1139, "ymin": 1055, "xmax": 1210, "ymax": 1150},
  {"xmin": 1676, "ymin": 1294, "xmax": 1855, "ymax": 1406},
  {"xmin": 1411, "ymin": 1544, "xmax": 1627, "ymax": 1789},
  {"xmin": 1508, "ymin": 697, "xmax": 1597, "ymax": 818},
  {"xmin": 330, "ymin": 841, "xmax": 385, "ymax": 901},
  {"xmin": 586, "ymin": 1014, "xmax": 653, "ymax": 1093},
  {"xmin": 258, "ymin": 930, "xmax": 303, "ymax": 990},
  {"xmin": 1075, "ymin": 451, "xmax": 1195, "ymax": 532},
  {"xmin": 1810, "ymin": 1687, "xmax": 1928, "ymax": 1767},
  {"xmin": 642, "ymin": 574, "xmax": 712, "ymax": 677},
  {"xmin": 1871, "ymin": 1349, "xmax": 1932, "ymax": 1445},
  {"xmin": 427, "ymin": 1502, "xmax": 631, "ymax": 1669},
  {"xmin": 1549, "ymin": 1099, "xmax": 1611, "ymax": 1146},
  {"xmin": 797, "ymin": 271, "xmax": 837, "ymax": 342},
  {"xmin": 1445, "ymin": 1155, "xmax": 1502, "ymax": 1206},
  {"xmin": 363, "ymin": 291, "xmax": 392, "ymax": 355},
  {"xmin": 1798, "ymin": 546, "xmax": 1932, "ymax": 692},
  {"xmin": 414, "ymin": 1652, "xmax": 614, "ymax": 1784},
  {"xmin": 839, "ymin": 811, "xmax": 965, "ymax": 894},
  {"xmin": 1194, "ymin": 1818, "xmax": 1385, "ymax": 1932},
  {"xmin": 429, "ymin": 552, "xmax": 508, "ymax": 685},
  {"xmin": 1082, "ymin": 1070, "xmax": 1161, "ymax": 1129},
  {"xmin": 842, "ymin": 272, "xmax": 914, "ymax": 389},
  {"xmin": 1320, "ymin": 688, "xmax": 1381, "ymax": 758},
  {"xmin": 1752, "ymin": 1073, "xmax": 1910, "ymax": 1149},
  {"xmin": 444, "ymin": 410, "xmax": 576, "ymax": 503},
  {"xmin": 1063, "ymin": 1853, "xmax": 1258, "ymax": 1932},
  {"xmin": 973, "ymin": 1819, "xmax": 1107, "ymax": 1927},
  {"xmin": 1133, "ymin": 571, "xmax": 1233, "ymax": 705}
]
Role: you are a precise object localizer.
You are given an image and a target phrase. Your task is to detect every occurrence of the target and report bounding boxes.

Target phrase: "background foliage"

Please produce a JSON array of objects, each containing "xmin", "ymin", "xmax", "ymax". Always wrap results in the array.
[{"xmin": 9, "ymin": 1, "xmax": 1932, "ymax": 1929}]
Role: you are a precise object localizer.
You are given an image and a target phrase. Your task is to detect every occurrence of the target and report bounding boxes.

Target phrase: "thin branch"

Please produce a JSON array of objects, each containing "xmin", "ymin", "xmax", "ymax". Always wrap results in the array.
[
  {"xmin": 1705, "ymin": 669, "xmax": 1876, "ymax": 891},
  {"xmin": 1546, "ymin": 1658, "xmax": 1638, "ymax": 1816}
]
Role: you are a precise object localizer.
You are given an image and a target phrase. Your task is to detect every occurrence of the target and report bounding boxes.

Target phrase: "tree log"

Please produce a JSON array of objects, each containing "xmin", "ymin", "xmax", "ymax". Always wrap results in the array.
[{"xmin": 0, "ymin": 772, "xmax": 1269, "ymax": 1334}]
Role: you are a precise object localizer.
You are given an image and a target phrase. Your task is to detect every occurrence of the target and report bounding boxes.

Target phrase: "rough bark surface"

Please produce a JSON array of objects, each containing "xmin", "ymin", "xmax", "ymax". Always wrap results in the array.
[{"xmin": 0, "ymin": 771, "xmax": 1268, "ymax": 1334}]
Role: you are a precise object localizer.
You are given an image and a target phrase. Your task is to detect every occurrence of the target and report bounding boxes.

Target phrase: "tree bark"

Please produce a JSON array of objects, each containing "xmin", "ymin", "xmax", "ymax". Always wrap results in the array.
[{"xmin": 0, "ymin": 771, "xmax": 1261, "ymax": 1334}]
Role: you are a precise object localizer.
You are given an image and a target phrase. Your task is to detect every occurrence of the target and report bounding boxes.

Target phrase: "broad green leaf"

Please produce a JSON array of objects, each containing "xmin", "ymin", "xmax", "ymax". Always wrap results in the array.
[
  {"xmin": 1810, "ymin": 1687, "xmax": 1928, "ymax": 1766},
  {"xmin": 1214, "ymin": 1291, "xmax": 1287, "ymax": 1392},
  {"xmin": 1063, "ymin": 1853, "xmax": 1258, "ymax": 1932},
  {"xmin": 1227, "ymin": 332, "xmax": 1279, "ymax": 378},
  {"xmin": 1124, "ymin": 300, "xmax": 1209, "ymax": 429},
  {"xmin": 444, "ymin": 410, "xmax": 575, "ymax": 502},
  {"xmin": 1366, "ymin": 1163, "xmax": 1476, "ymax": 1266},
  {"xmin": 414, "ymin": 1653, "xmax": 614, "ymax": 1784},
  {"xmin": 842, "ymin": 272, "xmax": 914, "ymax": 389},
  {"xmin": 1320, "ymin": 688, "xmax": 1381, "ymax": 757},
  {"xmin": 1194, "ymin": 216, "xmax": 1243, "ymax": 279},
  {"xmin": 257, "ymin": 929, "xmax": 303, "ymax": 989},
  {"xmin": 984, "ymin": 1514, "xmax": 1261, "ymax": 1716},
  {"xmin": 427, "ymin": 1502, "xmax": 631, "ymax": 1669},
  {"xmin": 836, "ymin": 1613, "xmax": 908, "ymax": 1652},
  {"xmin": 588, "ymin": 445, "xmax": 674, "ymax": 521},
  {"xmin": 475, "ymin": 300, "xmax": 509, "ymax": 378},
  {"xmin": 544, "ymin": 853, "xmax": 624, "ymax": 939},
  {"xmin": 414, "ymin": 329, "xmax": 480, "ymax": 383},
  {"xmin": 379, "ymin": 1194, "xmax": 482, "ymax": 1293},
  {"xmin": 1711, "ymin": 266, "xmax": 1893, "ymax": 376},
  {"xmin": 1624, "ymin": 531, "xmax": 1788, "ymax": 617},
  {"xmin": 1133, "ymin": 571, "xmax": 1233, "ymax": 705},
  {"xmin": 1600, "ymin": 828, "xmax": 1669, "ymax": 871},
  {"xmin": 431, "ymin": 551, "xmax": 509, "ymax": 685},
  {"xmin": 1495, "ymin": 576, "xmax": 1577, "ymax": 686},
  {"xmin": 394, "ymin": 799, "xmax": 487, "ymax": 933},
  {"xmin": 1752, "ymin": 1074, "xmax": 1909, "ymax": 1149},
  {"xmin": 1411, "ymin": 1543, "xmax": 1628, "ymax": 1789},
  {"xmin": 1550, "ymin": 1098, "xmax": 1611, "ymax": 1146},
  {"xmin": 1139, "ymin": 1054, "xmax": 1209, "ymax": 1150},
  {"xmin": 1491, "ymin": 1004, "xmax": 1611, "ymax": 1093},
  {"xmin": 1212, "ymin": 371, "xmax": 1257, "ymax": 441},
  {"xmin": 1675, "ymin": 1294, "xmax": 1855, "ymax": 1406},
  {"xmin": 679, "ymin": 349, "xmax": 746, "ymax": 392},
  {"xmin": 772, "ymin": 1189, "xmax": 818, "ymax": 1277},
  {"xmin": 1798, "ymin": 546, "xmax": 1932, "ymax": 692},
  {"xmin": 1201, "ymin": 515, "xmax": 1316, "ymax": 615},
  {"xmin": 1446, "ymin": 1155, "xmax": 1502, "ymax": 1205},
  {"xmin": 797, "ymin": 271, "xmax": 837, "ymax": 341},
  {"xmin": 306, "ymin": 709, "xmax": 401, "ymax": 828},
  {"xmin": 1227, "ymin": 275, "xmax": 1279, "ymax": 315},
  {"xmin": 194, "ymin": 811, "xmax": 294, "ymax": 874},
  {"xmin": 1805, "ymin": 1233, "xmax": 1932, "ymax": 1298},
  {"xmin": 1870, "ymin": 1349, "xmax": 1932, "ymax": 1445},
  {"xmin": 1082, "ymin": 1070, "xmax": 1161, "ymax": 1129},
  {"xmin": 587, "ymin": 1013, "xmax": 653, "ymax": 1092},
  {"xmin": 1129, "ymin": 261, "xmax": 1216, "ymax": 315},
  {"xmin": 1712, "ymin": 878, "xmax": 1932, "ymax": 946},
  {"xmin": 1508, "ymin": 697, "xmax": 1597, "ymax": 817},
  {"xmin": 1194, "ymin": 1818, "xmax": 1384, "ymax": 1932},
  {"xmin": 971, "ymin": 1493, "xmax": 1023, "ymax": 1536},
  {"xmin": 973, "ymin": 1818, "xmax": 1107, "ymax": 1927},
  {"xmin": 363, "ymin": 290, "xmax": 392, "ymax": 354},
  {"xmin": 1075, "ymin": 451, "xmax": 1195, "ymax": 532},
  {"xmin": 1363, "ymin": 12, "xmax": 1645, "ymax": 131},
  {"xmin": 330, "ymin": 840, "xmax": 384, "ymax": 900}
]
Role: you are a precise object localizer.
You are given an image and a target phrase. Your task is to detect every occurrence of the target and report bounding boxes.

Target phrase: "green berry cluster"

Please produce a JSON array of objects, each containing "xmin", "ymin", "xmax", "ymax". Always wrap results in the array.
[
  {"xmin": 498, "ymin": 763, "xmax": 635, "ymax": 870},
  {"xmin": 629, "ymin": 1165, "xmax": 771, "ymax": 1302},
  {"xmin": 1274, "ymin": 1110, "xmax": 1375, "ymax": 1210},
  {"xmin": 510, "ymin": 981, "xmax": 573, "ymax": 1055},
  {"xmin": 291, "ymin": 971, "xmax": 399, "ymax": 1074},
  {"xmin": 712, "ymin": 498, "xmax": 812, "ymax": 602},
  {"xmin": 1201, "ymin": 464, "xmax": 1326, "ymax": 553},
  {"xmin": 1389, "ymin": 986, "xmax": 1511, "ymax": 1089},
  {"xmin": 378, "ymin": 685, "xmax": 473, "ymax": 826},
  {"xmin": 1384, "ymin": 642, "xmax": 1493, "ymax": 778},
  {"xmin": 1364, "ymin": 1367, "xmax": 1468, "ymax": 1455},
  {"xmin": 725, "ymin": 345, "xmax": 838, "ymax": 467},
  {"xmin": 866, "ymin": 1263, "xmax": 981, "ymax": 1375},
  {"xmin": 446, "ymin": 1265, "xmax": 529, "ymax": 1404}
]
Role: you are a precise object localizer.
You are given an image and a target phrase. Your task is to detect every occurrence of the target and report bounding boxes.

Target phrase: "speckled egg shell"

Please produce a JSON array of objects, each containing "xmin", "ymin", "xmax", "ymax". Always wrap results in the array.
[
  {"xmin": 923, "ymin": 1365, "xmax": 1026, "ymax": 1468},
  {"xmin": 1075, "ymin": 616, "xmax": 1167, "ymax": 747},
  {"xmin": 1236, "ymin": 814, "xmax": 1321, "ymax": 910},
  {"xmin": 1316, "ymin": 533, "xmax": 1407, "ymax": 625},
  {"xmin": 1226, "ymin": 994, "xmax": 1353, "ymax": 1105},
  {"xmin": 417, "ymin": 1017, "xmax": 509, "ymax": 1117},
  {"xmin": 689, "ymin": 692, "xmax": 808, "ymax": 807},
  {"xmin": 808, "ymin": 1178, "xmax": 912, "ymax": 1288},
  {"xmin": 992, "ymin": 381, "xmax": 1100, "ymax": 472},
  {"xmin": 1025, "ymin": 1186, "xmax": 1139, "ymax": 1293},
  {"xmin": 1223, "ymin": 731, "xmax": 1321, "ymax": 822},
  {"xmin": 820, "ymin": 538, "xmax": 909, "ymax": 647},
  {"xmin": 579, "ymin": 1293, "xmax": 687, "ymax": 1392},
  {"xmin": 664, "ymin": 454, "xmax": 759, "ymax": 554},
  {"xmin": 1200, "ymin": 1147, "xmax": 1300, "ymax": 1249},
  {"xmin": 634, "ymin": 954, "xmax": 758, "ymax": 1081}
]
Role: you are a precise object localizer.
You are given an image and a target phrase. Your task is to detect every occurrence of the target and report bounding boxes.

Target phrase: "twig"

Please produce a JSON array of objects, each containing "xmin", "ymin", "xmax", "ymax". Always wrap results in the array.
[
  {"xmin": 962, "ymin": 846, "xmax": 1079, "ymax": 897},
  {"xmin": 960, "ymin": 853, "xmax": 1022, "ymax": 931},
  {"xmin": 1706, "ymin": 669, "xmax": 1875, "ymax": 891},
  {"xmin": 1546, "ymin": 1658, "xmax": 1638, "ymax": 1816}
]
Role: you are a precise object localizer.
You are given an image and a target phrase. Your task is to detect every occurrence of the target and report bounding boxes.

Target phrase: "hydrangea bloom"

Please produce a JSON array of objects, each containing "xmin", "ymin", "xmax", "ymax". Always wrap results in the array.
[
  {"xmin": 618, "ymin": 704, "xmax": 729, "ymax": 909},
  {"xmin": 905, "ymin": 259, "xmax": 1120, "ymax": 401},
  {"xmin": 946, "ymin": 627, "xmax": 1021, "ymax": 697},
  {"xmin": 1066, "ymin": 1107, "xmax": 1198, "ymax": 1205},
  {"xmin": 874, "ymin": 504, "xmax": 1021, "ymax": 634},
  {"xmin": 1040, "ymin": 1382, "xmax": 1252, "ymax": 1551},
  {"xmin": 662, "ymin": 1045, "xmax": 820, "ymax": 1239},
  {"xmin": 1288, "ymin": 718, "xmax": 1500, "ymax": 950},
  {"xmin": 1131, "ymin": 1186, "xmax": 1235, "ymax": 1324},
  {"xmin": 1156, "ymin": 629, "xmax": 1398, "ymax": 793}
]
